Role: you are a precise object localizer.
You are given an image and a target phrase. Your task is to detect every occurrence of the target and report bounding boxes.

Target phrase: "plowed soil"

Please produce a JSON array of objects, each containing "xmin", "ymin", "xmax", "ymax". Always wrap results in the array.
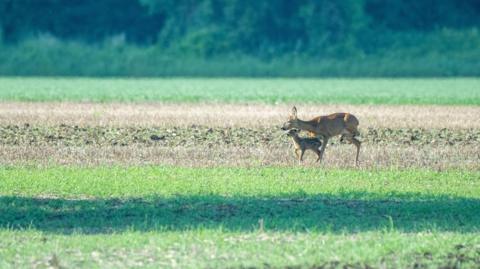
[{"xmin": 1, "ymin": 124, "xmax": 478, "ymax": 147}]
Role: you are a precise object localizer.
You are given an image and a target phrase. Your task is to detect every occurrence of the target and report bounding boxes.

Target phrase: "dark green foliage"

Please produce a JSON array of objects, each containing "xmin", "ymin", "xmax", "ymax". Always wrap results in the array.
[
  {"xmin": 0, "ymin": 34, "xmax": 479, "ymax": 76},
  {"xmin": 365, "ymin": 0, "xmax": 480, "ymax": 31},
  {"xmin": 0, "ymin": 0, "xmax": 164, "ymax": 43},
  {"xmin": 0, "ymin": 0, "xmax": 479, "ymax": 76},
  {"xmin": 2, "ymin": 0, "xmax": 480, "ymax": 53}
]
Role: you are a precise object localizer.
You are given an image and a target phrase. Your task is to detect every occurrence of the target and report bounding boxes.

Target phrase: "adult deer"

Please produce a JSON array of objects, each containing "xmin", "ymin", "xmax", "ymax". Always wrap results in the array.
[{"xmin": 281, "ymin": 106, "xmax": 361, "ymax": 165}]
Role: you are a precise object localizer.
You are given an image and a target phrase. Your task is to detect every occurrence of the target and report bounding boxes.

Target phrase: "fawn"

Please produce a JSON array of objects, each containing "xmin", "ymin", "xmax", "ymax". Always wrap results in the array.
[
  {"xmin": 281, "ymin": 106, "xmax": 361, "ymax": 165},
  {"xmin": 285, "ymin": 129, "xmax": 323, "ymax": 162}
]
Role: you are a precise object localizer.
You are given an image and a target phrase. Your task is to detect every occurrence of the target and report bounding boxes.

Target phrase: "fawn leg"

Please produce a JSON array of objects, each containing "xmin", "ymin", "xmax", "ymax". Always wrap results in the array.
[
  {"xmin": 299, "ymin": 149, "xmax": 305, "ymax": 162},
  {"xmin": 315, "ymin": 149, "xmax": 321, "ymax": 162},
  {"xmin": 294, "ymin": 149, "xmax": 300, "ymax": 160},
  {"xmin": 318, "ymin": 137, "xmax": 329, "ymax": 162}
]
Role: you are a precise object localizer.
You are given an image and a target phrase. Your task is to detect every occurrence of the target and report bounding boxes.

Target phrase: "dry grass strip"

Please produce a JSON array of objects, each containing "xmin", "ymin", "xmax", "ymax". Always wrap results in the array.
[
  {"xmin": 1, "ymin": 102, "xmax": 479, "ymax": 129},
  {"xmin": 1, "ymin": 144, "xmax": 478, "ymax": 170}
]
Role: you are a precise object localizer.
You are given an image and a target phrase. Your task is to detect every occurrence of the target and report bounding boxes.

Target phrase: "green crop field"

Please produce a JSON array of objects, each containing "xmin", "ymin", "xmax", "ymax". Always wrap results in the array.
[
  {"xmin": 0, "ymin": 77, "xmax": 479, "ymax": 105},
  {"xmin": 1, "ymin": 77, "xmax": 479, "ymax": 268},
  {"xmin": 1, "ymin": 167, "xmax": 479, "ymax": 268}
]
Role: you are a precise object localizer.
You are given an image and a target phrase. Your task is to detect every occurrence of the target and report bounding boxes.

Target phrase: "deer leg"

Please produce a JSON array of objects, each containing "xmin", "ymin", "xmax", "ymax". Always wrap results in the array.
[
  {"xmin": 353, "ymin": 137, "xmax": 361, "ymax": 166},
  {"xmin": 345, "ymin": 135, "xmax": 361, "ymax": 166}
]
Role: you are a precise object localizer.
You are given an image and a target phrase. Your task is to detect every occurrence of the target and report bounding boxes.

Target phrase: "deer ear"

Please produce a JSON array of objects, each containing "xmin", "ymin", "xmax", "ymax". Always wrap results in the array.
[{"xmin": 291, "ymin": 106, "xmax": 297, "ymax": 118}]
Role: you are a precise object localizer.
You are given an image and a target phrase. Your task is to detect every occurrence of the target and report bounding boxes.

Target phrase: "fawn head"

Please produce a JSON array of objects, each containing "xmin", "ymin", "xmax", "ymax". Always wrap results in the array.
[
  {"xmin": 285, "ymin": 128, "xmax": 299, "ymax": 137},
  {"xmin": 281, "ymin": 106, "xmax": 300, "ymax": 130}
]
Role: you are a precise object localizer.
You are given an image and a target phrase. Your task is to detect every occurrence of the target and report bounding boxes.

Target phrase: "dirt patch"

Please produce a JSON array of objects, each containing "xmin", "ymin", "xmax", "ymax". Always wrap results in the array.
[{"xmin": 0, "ymin": 124, "xmax": 478, "ymax": 147}]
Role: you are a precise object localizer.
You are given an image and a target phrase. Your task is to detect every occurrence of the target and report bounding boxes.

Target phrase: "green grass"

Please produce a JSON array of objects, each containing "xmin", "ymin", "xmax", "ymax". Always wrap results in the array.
[
  {"xmin": 1, "ymin": 230, "xmax": 478, "ymax": 268},
  {"xmin": 1, "ymin": 166, "xmax": 479, "ymax": 268},
  {"xmin": 1, "ymin": 77, "xmax": 479, "ymax": 105}
]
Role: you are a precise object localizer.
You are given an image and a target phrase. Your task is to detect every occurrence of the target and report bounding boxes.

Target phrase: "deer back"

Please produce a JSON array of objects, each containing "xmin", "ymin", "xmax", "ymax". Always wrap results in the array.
[{"xmin": 314, "ymin": 113, "xmax": 359, "ymax": 137}]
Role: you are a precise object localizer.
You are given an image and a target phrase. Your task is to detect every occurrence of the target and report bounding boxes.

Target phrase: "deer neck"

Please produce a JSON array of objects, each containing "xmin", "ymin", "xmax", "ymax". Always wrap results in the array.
[{"xmin": 294, "ymin": 118, "xmax": 317, "ymax": 133}]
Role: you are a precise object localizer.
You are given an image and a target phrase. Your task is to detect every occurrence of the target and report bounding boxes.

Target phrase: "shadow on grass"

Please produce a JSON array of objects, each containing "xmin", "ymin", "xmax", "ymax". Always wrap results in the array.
[{"xmin": 1, "ymin": 192, "xmax": 479, "ymax": 234}]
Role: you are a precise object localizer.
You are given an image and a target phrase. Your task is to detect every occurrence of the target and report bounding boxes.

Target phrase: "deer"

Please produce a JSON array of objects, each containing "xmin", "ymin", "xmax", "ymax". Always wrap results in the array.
[
  {"xmin": 285, "ymin": 129, "xmax": 323, "ymax": 162},
  {"xmin": 281, "ymin": 106, "xmax": 361, "ymax": 165}
]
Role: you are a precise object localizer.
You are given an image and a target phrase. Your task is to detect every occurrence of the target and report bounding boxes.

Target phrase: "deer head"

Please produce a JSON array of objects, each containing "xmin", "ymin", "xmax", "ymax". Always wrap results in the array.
[{"xmin": 281, "ymin": 106, "xmax": 300, "ymax": 130}]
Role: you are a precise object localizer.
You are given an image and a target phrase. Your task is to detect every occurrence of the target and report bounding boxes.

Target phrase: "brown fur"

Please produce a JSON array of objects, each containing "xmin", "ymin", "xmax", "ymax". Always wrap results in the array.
[
  {"xmin": 285, "ymin": 129, "xmax": 323, "ymax": 162},
  {"xmin": 281, "ymin": 106, "xmax": 361, "ymax": 165}
]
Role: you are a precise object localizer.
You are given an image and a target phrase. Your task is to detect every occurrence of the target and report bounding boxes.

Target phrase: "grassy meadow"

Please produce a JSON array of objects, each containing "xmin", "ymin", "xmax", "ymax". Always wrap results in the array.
[
  {"xmin": 1, "ymin": 167, "xmax": 480, "ymax": 268},
  {"xmin": 0, "ymin": 78, "xmax": 479, "ymax": 268}
]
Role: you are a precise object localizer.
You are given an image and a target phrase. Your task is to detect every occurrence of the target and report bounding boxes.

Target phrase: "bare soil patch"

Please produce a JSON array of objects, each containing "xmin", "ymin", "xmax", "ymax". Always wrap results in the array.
[{"xmin": 0, "ymin": 125, "xmax": 478, "ymax": 147}]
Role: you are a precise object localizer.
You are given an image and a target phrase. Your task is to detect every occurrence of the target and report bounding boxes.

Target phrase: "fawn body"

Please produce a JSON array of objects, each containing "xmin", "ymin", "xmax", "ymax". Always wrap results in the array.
[
  {"xmin": 281, "ymin": 106, "xmax": 361, "ymax": 165},
  {"xmin": 285, "ymin": 129, "xmax": 323, "ymax": 162}
]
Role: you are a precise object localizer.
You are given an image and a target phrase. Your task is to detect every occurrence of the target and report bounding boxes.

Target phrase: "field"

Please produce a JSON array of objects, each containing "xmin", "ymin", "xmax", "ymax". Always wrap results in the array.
[
  {"xmin": 0, "ymin": 78, "xmax": 479, "ymax": 268},
  {"xmin": 1, "ymin": 78, "xmax": 480, "ymax": 104}
]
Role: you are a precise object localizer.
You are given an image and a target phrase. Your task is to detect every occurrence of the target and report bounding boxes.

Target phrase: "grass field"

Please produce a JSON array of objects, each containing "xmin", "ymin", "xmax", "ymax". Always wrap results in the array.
[
  {"xmin": 0, "ymin": 77, "xmax": 479, "ymax": 268},
  {"xmin": 0, "ymin": 77, "xmax": 479, "ymax": 104},
  {"xmin": 1, "ymin": 167, "xmax": 479, "ymax": 268}
]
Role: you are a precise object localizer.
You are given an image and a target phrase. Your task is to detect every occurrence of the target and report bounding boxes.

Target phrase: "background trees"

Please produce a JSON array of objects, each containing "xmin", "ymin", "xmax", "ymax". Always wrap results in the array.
[
  {"xmin": 0, "ymin": 0, "xmax": 479, "ymax": 76},
  {"xmin": 1, "ymin": 0, "xmax": 479, "ymax": 55}
]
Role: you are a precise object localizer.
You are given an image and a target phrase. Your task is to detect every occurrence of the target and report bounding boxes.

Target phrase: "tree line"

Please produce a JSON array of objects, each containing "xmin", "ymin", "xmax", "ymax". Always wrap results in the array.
[{"xmin": 1, "ymin": 0, "xmax": 479, "ymax": 57}]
